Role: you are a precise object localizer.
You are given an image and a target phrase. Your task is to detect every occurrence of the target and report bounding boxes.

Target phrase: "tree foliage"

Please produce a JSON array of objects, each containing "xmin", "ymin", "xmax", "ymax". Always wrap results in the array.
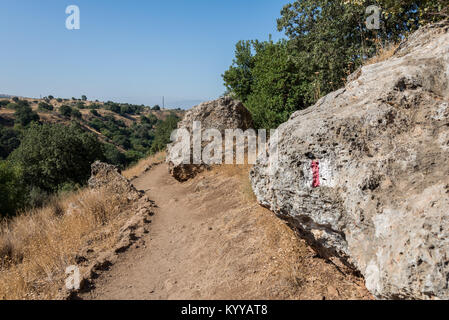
[
  {"xmin": 14, "ymin": 102, "xmax": 39, "ymax": 126},
  {"xmin": 223, "ymin": 0, "xmax": 443, "ymax": 129},
  {"xmin": 8, "ymin": 123, "xmax": 104, "ymax": 193},
  {"xmin": 0, "ymin": 161, "xmax": 26, "ymax": 217},
  {"xmin": 150, "ymin": 113, "xmax": 180, "ymax": 154}
]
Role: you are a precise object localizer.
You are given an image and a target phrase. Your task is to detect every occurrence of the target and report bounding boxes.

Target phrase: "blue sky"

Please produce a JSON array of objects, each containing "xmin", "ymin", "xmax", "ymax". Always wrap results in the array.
[{"xmin": 0, "ymin": 0, "xmax": 290, "ymax": 108}]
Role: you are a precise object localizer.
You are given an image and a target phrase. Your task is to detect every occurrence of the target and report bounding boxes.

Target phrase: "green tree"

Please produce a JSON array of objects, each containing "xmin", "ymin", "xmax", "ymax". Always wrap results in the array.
[
  {"xmin": 9, "ymin": 123, "xmax": 104, "ymax": 193},
  {"xmin": 90, "ymin": 109, "xmax": 100, "ymax": 117},
  {"xmin": 59, "ymin": 105, "xmax": 72, "ymax": 117},
  {"xmin": 150, "ymin": 114, "xmax": 180, "ymax": 153},
  {"xmin": 0, "ymin": 127, "xmax": 20, "ymax": 159},
  {"xmin": 38, "ymin": 102, "xmax": 54, "ymax": 112},
  {"xmin": 222, "ymin": 40, "xmax": 255, "ymax": 102},
  {"xmin": 103, "ymin": 143, "xmax": 127, "ymax": 167},
  {"xmin": 81, "ymin": 95, "xmax": 87, "ymax": 101},
  {"xmin": 71, "ymin": 108, "xmax": 82, "ymax": 119},
  {"xmin": 0, "ymin": 161, "xmax": 26, "ymax": 217},
  {"xmin": 14, "ymin": 104, "xmax": 39, "ymax": 126}
]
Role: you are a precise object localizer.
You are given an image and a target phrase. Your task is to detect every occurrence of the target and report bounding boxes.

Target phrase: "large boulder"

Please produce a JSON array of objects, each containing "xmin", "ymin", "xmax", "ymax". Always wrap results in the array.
[
  {"xmin": 88, "ymin": 161, "xmax": 141, "ymax": 201},
  {"xmin": 250, "ymin": 22, "xmax": 449, "ymax": 299},
  {"xmin": 167, "ymin": 97, "xmax": 253, "ymax": 181}
]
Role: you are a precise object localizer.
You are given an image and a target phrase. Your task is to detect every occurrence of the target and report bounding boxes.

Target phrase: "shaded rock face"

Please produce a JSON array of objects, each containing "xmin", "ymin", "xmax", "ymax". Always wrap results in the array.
[
  {"xmin": 250, "ymin": 22, "xmax": 449, "ymax": 300},
  {"xmin": 88, "ymin": 161, "xmax": 141, "ymax": 201},
  {"xmin": 167, "ymin": 97, "xmax": 253, "ymax": 181}
]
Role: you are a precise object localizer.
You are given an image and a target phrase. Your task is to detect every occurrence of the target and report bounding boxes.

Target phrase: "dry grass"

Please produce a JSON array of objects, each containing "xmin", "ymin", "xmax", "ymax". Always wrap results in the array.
[
  {"xmin": 122, "ymin": 151, "xmax": 166, "ymax": 179},
  {"xmin": 212, "ymin": 164, "xmax": 257, "ymax": 203},
  {"xmin": 365, "ymin": 41, "xmax": 399, "ymax": 66},
  {"xmin": 0, "ymin": 187, "xmax": 133, "ymax": 300},
  {"xmin": 197, "ymin": 164, "xmax": 371, "ymax": 299}
]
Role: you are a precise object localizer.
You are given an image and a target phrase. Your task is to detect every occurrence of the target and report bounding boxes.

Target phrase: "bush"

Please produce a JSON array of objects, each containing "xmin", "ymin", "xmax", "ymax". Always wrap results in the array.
[
  {"xmin": 38, "ymin": 102, "xmax": 54, "ymax": 112},
  {"xmin": 71, "ymin": 108, "xmax": 82, "ymax": 119},
  {"xmin": 150, "ymin": 113, "xmax": 180, "ymax": 154},
  {"xmin": 90, "ymin": 109, "xmax": 100, "ymax": 117},
  {"xmin": 0, "ymin": 127, "xmax": 20, "ymax": 159},
  {"xmin": 14, "ymin": 104, "xmax": 39, "ymax": 127},
  {"xmin": 59, "ymin": 105, "xmax": 72, "ymax": 117},
  {"xmin": 8, "ymin": 123, "xmax": 104, "ymax": 193},
  {"xmin": 103, "ymin": 143, "xmax": 127, "ymax": 167},
  {"xmin": 5, "ymin": 103, "xmax": 17, "ymax": 110},
  {"xmin": 0, "ymin": 161, "xmax": 26, "ymax": 217}
]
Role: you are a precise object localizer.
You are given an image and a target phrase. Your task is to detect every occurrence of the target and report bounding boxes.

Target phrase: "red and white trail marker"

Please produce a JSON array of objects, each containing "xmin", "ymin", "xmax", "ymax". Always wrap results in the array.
[{"xmin": 311, "ymin": 160, "xmax": 320, "ymax": 188}]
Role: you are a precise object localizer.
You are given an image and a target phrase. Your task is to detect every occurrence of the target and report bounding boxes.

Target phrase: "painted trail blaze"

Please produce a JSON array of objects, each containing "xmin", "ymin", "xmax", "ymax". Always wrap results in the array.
[{"xmin": 311, "ymin": 160, "xmax": 320, "ymax": 188}]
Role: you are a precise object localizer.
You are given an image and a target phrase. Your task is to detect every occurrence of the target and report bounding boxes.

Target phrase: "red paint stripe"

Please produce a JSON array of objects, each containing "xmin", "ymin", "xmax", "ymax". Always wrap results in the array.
[{"xmin": 311, "ymin": 160, "xmax": 320, "ymax": 188}]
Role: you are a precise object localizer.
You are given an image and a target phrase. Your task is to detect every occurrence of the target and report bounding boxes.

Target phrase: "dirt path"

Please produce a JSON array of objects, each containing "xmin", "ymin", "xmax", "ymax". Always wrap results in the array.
[{"xmin": 82, "ymin": 164, "xmax": 371, "ymax": 300}]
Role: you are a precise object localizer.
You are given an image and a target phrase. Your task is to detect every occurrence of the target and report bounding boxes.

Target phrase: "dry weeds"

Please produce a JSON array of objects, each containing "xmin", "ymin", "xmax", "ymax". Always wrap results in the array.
[
  {"xmin": 365, "ymin": 41, "xmax": 399, "ymax": 66},
  {"xmin": 0, "ymin": 186, "xmax": 133, "ymax": 300},
  {"xmin": 122, "ymin": 151, "xmax": 166, "ymax": 179}
]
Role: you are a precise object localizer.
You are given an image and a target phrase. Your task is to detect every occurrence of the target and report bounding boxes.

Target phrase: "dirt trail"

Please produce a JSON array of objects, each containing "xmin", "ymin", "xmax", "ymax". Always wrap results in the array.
[{"xmin": 82, "ymin": 164, "xmax": 371, "ymax": 300}]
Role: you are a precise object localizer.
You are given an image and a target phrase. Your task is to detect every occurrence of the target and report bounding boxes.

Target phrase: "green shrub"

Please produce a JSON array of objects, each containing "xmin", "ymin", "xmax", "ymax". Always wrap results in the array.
[
  {"xmin": 0, "ymin": 161, "xmax": 26, "ymax": 217},
  {"xmin": 38, "ymin": 102, "xmax": 54, "ymax": 112},
  {"xmin": 59, "ymin": 105, "xmax": 72, "ymax": 117},
  {"xmin": 90, "ymin": 109, "xmax": 100, "ymax": 117},
  {"xmin": 103, "ymin": 143, "xmax": 127, "ymax": 167},
  {"xmin": 8, "ymin": 123, "xmax": 104, "ymax": 193},
  {"xmin": 71, "ymin": 108, "xmax": 82, "ymax": 119},
  {"xmin": 150, "ymin": 113, "xmax": 180, "ymax": 154},
  {"xmin": 6, "ymin": 103, "xmax": 18, "ymax": 110},
  {"xmin": 14, "ymin": 104, "xmax": 39, "ymax": 126},
  {"xmin": 0, "ymin": 127, "xmax": 20, "ymax": 159}
]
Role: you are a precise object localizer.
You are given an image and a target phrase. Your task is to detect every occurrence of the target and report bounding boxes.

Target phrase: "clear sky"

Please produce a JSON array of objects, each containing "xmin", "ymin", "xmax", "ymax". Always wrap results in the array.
[{"xmin": 0, "ymin": 0, "xmax": 290, "ymax": 108}]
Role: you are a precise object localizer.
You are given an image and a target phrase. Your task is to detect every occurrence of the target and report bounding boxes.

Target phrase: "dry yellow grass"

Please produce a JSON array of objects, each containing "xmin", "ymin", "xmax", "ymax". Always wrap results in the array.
[
  {"xmin": 365, "ymin": 41, "xmax": 399, "ymax": 66},
  {"xmin": 0, "ymin": 187, "xmax": 133, "ymax": 300},
  {"xmin": 122, "ymin": 151, "xmax": 166, "ymax": 179}
]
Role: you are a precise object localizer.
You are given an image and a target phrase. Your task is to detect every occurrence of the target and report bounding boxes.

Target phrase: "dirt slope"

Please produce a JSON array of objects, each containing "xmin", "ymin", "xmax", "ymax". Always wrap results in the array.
[{"xmin": 81, "ymin": 164, "xmax": 371, "ymax": 300}]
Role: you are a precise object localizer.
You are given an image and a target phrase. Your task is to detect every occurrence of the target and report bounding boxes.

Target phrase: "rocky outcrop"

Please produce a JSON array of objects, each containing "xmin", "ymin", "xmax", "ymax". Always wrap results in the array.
[
  {"xmin": 166, "ymin": 97, "xmax": 253, "ymax": 181},
  {"xmin": 250, "ymin": 21, "xmax": 449, "ymax": 299},
  {"xmin": 88, "ymin": 161, "xmax": 141, "ymax": 201}
]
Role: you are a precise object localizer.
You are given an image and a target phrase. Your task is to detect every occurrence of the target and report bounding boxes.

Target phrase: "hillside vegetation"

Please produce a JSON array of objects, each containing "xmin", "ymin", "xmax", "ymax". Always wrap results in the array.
[{"xmin": 0, "ymin": 96, "xmax": 183, "ymax": 216}]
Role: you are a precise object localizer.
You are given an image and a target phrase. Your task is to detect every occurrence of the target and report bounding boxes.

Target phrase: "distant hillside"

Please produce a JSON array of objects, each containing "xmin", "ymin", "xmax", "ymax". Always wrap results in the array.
[{"xmin": 0, "ymin": 96, "xmax": 185, "ymax": 165}]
